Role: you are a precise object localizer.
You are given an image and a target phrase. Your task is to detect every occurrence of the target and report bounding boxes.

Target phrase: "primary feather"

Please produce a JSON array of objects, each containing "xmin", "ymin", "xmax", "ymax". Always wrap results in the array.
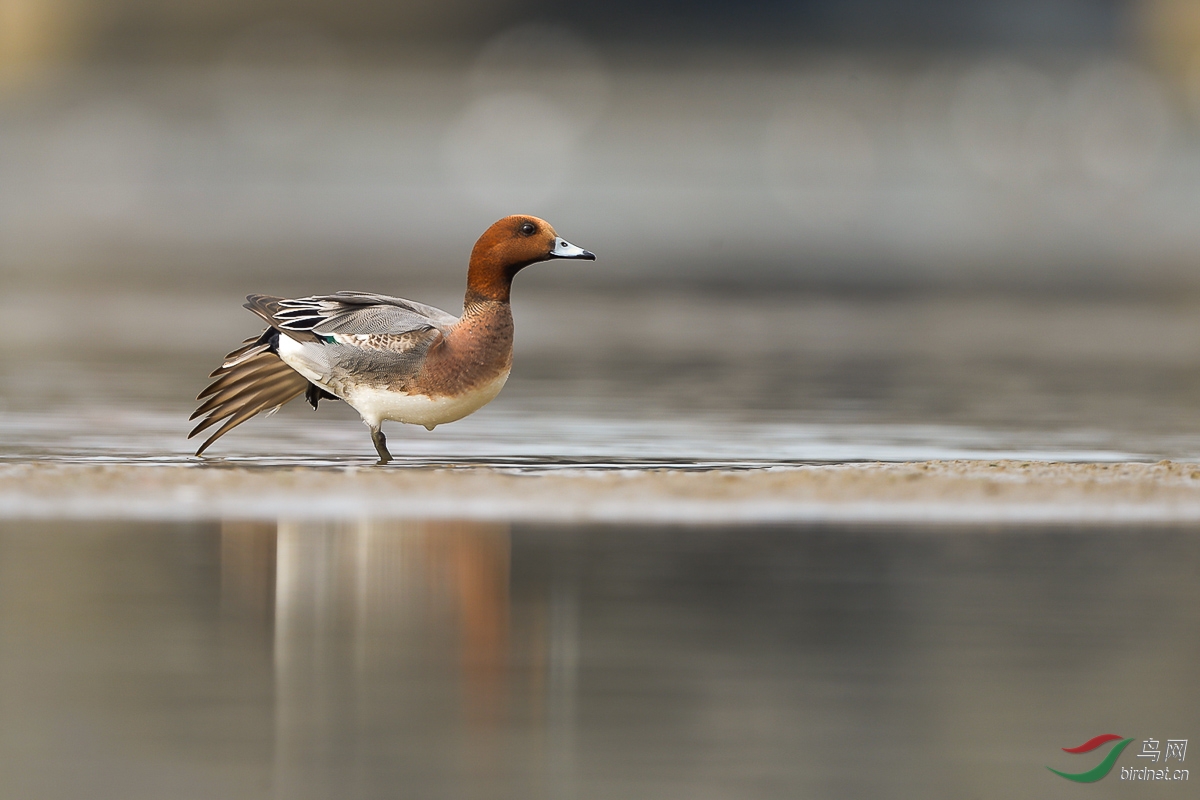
[{"xmin": 188, "ymin": 343, "xmax": 310, "ymax": 455}]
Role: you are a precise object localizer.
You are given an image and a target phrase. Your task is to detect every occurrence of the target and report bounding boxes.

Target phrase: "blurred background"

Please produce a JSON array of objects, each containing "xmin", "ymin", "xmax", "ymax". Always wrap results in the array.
[
  {"xmin": 3, "ymin": 0, "xmax": 1200, "ymax": 290},
  {"xmin": 4, "ymin": 0, "xmax": 1200, "ymax": 457},
  {"xmin": 5, "ymin": 7, "xmax": 1200, "ymax": 798}
]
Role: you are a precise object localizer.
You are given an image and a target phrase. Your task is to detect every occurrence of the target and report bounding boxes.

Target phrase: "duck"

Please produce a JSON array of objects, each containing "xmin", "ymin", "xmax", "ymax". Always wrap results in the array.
[{"xmin": 188, "ymin": 215, "xmax": 595, "ymax": 463}]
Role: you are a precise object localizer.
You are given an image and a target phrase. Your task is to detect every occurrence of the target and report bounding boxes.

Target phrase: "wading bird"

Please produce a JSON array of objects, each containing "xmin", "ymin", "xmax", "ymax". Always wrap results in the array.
[{"xmin": 189, "ymin": 215, "xmax": 595, "ymax": 463}]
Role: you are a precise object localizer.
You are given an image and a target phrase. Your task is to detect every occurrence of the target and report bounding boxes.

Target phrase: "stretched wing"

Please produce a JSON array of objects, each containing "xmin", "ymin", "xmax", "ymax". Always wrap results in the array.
[
  {"xmin": 246, "ymin": 291, "xmax": 458, "ymax": 340},
  {"xmin": 188, "ymin": 330, "xmax": 310, "ymax": 456}
]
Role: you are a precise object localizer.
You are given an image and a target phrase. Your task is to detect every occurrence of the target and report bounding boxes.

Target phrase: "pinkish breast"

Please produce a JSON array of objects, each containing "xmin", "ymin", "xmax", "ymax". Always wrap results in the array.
[{"xmin": 415, "ymin": 301, "xmax": 514, "ymax": 397}]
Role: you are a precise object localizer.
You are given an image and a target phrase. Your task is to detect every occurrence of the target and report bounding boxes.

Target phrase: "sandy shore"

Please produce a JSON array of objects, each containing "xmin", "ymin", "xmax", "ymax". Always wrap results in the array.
[{"xmin": 4, "ymin": 460, "xmax": 1200, "ymax": 523}]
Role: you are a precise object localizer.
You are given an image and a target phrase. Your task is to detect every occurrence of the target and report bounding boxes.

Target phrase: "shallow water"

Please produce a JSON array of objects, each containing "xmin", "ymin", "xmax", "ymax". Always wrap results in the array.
[
  {"xmin": 0, "ymin": 519, "xmax": 1195, "ymax": 799},
  {"xmin": 0, "ymin": 405, "xmax": 1162, "ymax": 467},
  {"xmin": 4, "ymin": 291, "xmax": 1200, "ymax": 466}
]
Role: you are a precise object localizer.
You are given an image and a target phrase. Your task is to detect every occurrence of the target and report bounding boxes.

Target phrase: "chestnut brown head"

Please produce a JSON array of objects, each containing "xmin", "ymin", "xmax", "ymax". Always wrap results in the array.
[{"xmin": 466, "ymin": 215, "xmax": 595, "ymax": 303}]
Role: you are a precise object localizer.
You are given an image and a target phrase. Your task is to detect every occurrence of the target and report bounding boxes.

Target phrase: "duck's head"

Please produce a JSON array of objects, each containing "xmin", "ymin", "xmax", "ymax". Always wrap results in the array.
[{"xmin": 467, "ymin": 215, "xmax": 595, "ymax": 303}]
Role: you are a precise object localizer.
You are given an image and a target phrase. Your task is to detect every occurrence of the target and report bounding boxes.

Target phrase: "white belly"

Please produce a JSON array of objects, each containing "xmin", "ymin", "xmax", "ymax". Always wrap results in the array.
[{"xmin": 344, "ymin": 370, "xmax": 509, "ymax": 429}]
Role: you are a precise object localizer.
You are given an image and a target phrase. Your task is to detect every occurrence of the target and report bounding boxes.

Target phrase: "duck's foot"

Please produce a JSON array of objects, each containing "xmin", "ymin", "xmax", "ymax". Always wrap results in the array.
[{"xmin": 371, "ymin": 427, "xmax": 393, "ymax": 465}]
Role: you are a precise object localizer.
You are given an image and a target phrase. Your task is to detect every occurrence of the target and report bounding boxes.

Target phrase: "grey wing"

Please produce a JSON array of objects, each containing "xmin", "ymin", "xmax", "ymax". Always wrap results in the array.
[
  {"xmin": 244, "ymin": 292, "xmax": 452, "ymax": 389},
  {"xmin": 317, "ymin": 291, "xmax": 460, "ymax": 330},
  {"xmin": 246, "ymin": 291, "xmax": 458, "ymax": 338}
]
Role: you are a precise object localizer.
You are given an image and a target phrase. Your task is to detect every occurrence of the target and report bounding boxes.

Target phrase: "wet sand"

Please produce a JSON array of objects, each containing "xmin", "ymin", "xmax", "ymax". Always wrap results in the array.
[{"xmin": 4, "ymin": 460, "xmax": 1200, "ymax": 523}]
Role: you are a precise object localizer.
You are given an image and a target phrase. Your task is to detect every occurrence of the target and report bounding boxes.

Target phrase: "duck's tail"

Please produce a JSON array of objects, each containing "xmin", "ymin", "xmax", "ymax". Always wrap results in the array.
[{"xmin": 188, "ymin": 331, "xmax": 309, "ymax": 456}]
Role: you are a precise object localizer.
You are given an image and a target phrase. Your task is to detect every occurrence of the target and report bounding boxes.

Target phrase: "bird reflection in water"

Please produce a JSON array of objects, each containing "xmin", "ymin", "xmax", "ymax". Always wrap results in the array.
[{"xmin": 217, "ymin": 518, "xmax": 545, "ymax": 795}]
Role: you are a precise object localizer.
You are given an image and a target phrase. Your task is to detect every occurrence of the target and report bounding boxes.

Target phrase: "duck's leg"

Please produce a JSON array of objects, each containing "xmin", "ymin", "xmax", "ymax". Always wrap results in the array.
[{"xmin": 370, "ymin": 426, "xmax": 393, "ymax": 465}]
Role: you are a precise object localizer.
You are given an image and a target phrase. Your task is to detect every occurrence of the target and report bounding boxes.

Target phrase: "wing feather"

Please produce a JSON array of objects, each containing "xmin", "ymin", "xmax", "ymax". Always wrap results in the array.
[
  {"xmin": 246, "ymin": 291, "xmax": 457, "ymax": 338},
  {"xmin": 188, "ymin": 351, "xmax": 309, "ymax": 455}
]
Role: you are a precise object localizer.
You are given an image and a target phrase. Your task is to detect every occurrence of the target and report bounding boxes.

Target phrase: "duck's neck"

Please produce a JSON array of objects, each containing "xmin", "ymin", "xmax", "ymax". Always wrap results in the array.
[
  {"xmin": 458, "ymin": 296, "xmax": 512, "ymax": 326},
  {"xmin": 465, "ymin": 259, "xmax": 515, "ymax": 305},
  {"xmin": 457, "ymin": 248, "xmax": 520, "ymax": 356}
]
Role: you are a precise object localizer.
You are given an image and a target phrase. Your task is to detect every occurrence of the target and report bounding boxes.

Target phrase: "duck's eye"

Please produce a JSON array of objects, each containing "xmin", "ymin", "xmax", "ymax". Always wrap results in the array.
[{"xmin": 519, "ymin": 222, "xmax": 536, "ymax": 236}]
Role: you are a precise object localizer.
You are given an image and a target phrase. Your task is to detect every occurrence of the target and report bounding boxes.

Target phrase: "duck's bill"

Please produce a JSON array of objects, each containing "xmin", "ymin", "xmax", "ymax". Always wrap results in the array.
[{"xmin": 549, "ymin": 237, "xmax": 596, "ymax": 260}]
